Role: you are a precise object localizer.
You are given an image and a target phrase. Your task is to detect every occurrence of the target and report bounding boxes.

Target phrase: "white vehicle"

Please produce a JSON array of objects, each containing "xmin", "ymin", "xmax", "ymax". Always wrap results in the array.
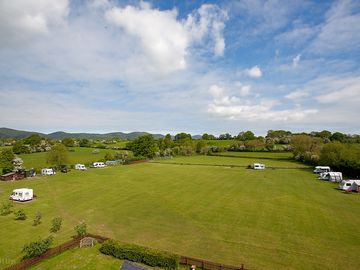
[
  {"xmin": 10, "ymin": 188, "xmax": 33, "ymax": 202},
  {"xmin": 253, "ymin": 163, "xmax": 266, "ymax": 170},
  {"xmin": 41, "ymin": 168, "xmax": 55, "ymax": 175},
  {"xmin": 339, "ymin": 180, "xmax": 360, "ymax": 191},
  {"xmin": 75, "ymin": 164, "xmax": 87, "ymax": 170},
  {"xmin": 319, "ymin": 172, "xmax": 343, "ymax": 182},
  {"xmin": 91, "ymin": 162, "xmax": 106, "ymax": 168},
  {"xmin": 313, "ymin": 166, "xmax": 331, "ymax": 174}
]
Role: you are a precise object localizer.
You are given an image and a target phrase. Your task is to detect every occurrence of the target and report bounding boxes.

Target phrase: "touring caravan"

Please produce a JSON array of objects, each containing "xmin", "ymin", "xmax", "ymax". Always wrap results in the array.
[
  {"xmin": 319, "ymin": 172, "xmax": 343, "ymax": 182},
  {"xmin": 41, "ymin": 168, "xmax": 55, "ymax": 176},
  {"xmin": 253, "ymin": 163, "xmax": 266, "ymax": 170},
  {"xmin": 91, "ymin": 162, "xmax": 106, "ymax": 168},
  {"xmin": 10, "ymin": 188, "xmax": 33, "ymax": 202},
  {"xmin": 75, "ymin": 164, "xmax": 87, "ymax": 170},
  {"xmin": 313, "ymin": 166, "xmax": 331, "ymax": 174},
  {"xmin": 339, "ymin": 180, "xmax": 360, "ymax": 191}
]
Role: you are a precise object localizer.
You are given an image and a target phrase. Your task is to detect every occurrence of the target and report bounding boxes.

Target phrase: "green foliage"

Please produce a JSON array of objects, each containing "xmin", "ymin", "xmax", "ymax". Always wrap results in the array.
[
  {"xmin": 0, "ymin": 148, "xmax": 15, "ymax": 173},
  {"xmin": 14, "ymin": 209, "xmax": 27, "ymax": 220},
  {"xmin": 22, "ymin": 236, "xmax": 53, "ymax": 259},
  {"xmin": 99, "ymin": 240, "xmax": 179, "ymax": 269},
  {"xmin": 50, "ymin": 217, "xmax": 62, "ymax": 233},
  {"xmin": 218, "ymin": 133, "xmax": 232, "ymax": 140},
  {"xmin": 79, "ymin": 139, "xmax": 90, "ymax": 147},
  {"xmin": 74, "ymin": 222, "xmax": 87, "ymax": 237},
  {"xmin": 33, "ymin": 212, "xmax": 42, "ymax": 226},
  {"xmin": 127, "ymin": 135, "xmax": 158, "ymax": 159},
  {"xmin": 237, "ymin": 131, "xmax": 256, "ymax": 141},
  {"xmin": 202, "ymin": 133, "xmax": 216, "ymax": 140},
  {"xmin": 174, "ymin": 133, "xmax": 191, "ymax": 141},
  {"xmin": 330, "ymin": 132, "xmax": 346, "ymax": 142},
  {"xmin": 104, "ymin": 152, "xmax": 115, "ymax": 161},
  {"xmin": 13, "ymin": 140, "xmax": 31, "ymax": 154},
  {"xmin": 46, "ymin": 144, "xmax": 69, "ymax": 167},
  {"xmin": 62, "ymin": 138, "xmax": 75, "ymax": 147},
  {"xmin": 0, "ymin": 201, "xmax": 14, "ymax": 216},
  {"xmin": 23, "ymin": 134, "xmax": 43, "ymax": 146}
]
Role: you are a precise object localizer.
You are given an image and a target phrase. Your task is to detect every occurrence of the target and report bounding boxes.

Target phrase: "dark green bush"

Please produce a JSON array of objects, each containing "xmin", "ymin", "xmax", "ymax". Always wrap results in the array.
[
  {"xmin": 22, "ymin": 236, "xmax": 53, "ymax": 259},
  {"xmin": 74, "ymin": 222, "xmax": 87, "ymax": 237},
  {"xmin": 14, "ymin": 209, "xmax": 27, "ymax": 220},
  {"xmin": 50, "ymin": 217, "xmax": 62, "ymax": 233},
  {"xmin": 0, "ymin": 201, "xmax": 14, "ymax": 216},
  {"xmin": 100, "ymin": 240, "xmax": 179, "ymax": 269}
]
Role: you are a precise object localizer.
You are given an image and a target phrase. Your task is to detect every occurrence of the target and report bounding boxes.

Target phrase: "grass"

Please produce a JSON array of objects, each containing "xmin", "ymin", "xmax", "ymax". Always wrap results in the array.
[
  {"xmin": 18, "ymin": 147, "xmax": 125, "ymax": 169},
  {"xmin": 0, "ymin": 153, "xmax": 359, "ymax": 270}
]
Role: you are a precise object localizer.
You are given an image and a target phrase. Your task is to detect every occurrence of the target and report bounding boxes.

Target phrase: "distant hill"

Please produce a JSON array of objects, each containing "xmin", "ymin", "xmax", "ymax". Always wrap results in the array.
[{"xmin": 0, "ymin": 128, "xmax": 164, "ymax": 140}]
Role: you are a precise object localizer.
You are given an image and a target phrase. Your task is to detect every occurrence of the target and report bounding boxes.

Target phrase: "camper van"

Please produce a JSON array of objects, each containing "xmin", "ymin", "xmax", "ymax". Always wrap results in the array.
[
  {"xmin": 313, "ymin": 166, "xmax": 331, "ymax": 174},
  {"xmin": 319, "ymin": 172, "xmax": 343, "ymax": 182},
  {"xmin": 41, "ymin": 168, "xmax": 55, "ymax": 176},
  {"xmin": 75, "ymin": 164, "xmax": 87, "ymax": 170},
  {"xmin": 339, "ymin": 180, "xmax": 360, "ymax": 191},
  {"xmin": 91, "ymin": 162, "xmax": 106, "ymax": 168},
  {"xmin": 10, "ymin": 188, "xmax": 33, "ymax": 202},
  {"xmin": 253, "ymin": 163, "xmax": 266, "ymax": 170}
]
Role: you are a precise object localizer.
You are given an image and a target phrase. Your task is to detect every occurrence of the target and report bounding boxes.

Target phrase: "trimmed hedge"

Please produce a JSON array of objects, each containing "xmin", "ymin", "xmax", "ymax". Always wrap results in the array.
[{"xmin": 99, "ymin": 240, "xmax": 179, "ymax": 269}]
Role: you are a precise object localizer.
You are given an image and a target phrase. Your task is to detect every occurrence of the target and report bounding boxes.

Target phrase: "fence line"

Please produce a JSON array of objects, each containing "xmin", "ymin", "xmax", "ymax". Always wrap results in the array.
[{"xmin": 3, "ymin": 234, "xmax": 247, "ymax": 270}]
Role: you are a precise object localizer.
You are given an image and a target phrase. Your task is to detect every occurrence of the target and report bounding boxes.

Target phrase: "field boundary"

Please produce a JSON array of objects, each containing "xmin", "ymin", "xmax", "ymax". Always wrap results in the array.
[{"xmin": 3, "ymin": 234, "xmax": 248, "ymax": 270}]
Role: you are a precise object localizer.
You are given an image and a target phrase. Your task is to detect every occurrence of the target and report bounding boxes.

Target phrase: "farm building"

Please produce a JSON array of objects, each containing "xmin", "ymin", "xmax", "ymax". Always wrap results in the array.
[
  {"xmin": 0, "ymin": 171, "xmax": 25, "ymax": 181},
  {"xmin": 253, "ymin": 163, "xmax": 265, "ymax": 170},
  {"xmin": 313, "ymin": 166, "xmax": 331, "ymax": 174},
  {"xmin": 10, "ymin": 188, "xmax": 33, "ymax": 202},
  {"xmin": 319, "ymin": 172, "xmax": 343, "ymax": 182},
  {"xmin": 339, "ymin": 180, "xmax": 360, "ymax": 192}
]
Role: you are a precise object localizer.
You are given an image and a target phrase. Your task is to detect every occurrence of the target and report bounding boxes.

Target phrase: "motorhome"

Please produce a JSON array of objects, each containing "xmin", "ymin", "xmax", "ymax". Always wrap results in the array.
[
  {"xmin": 91, "ymin": 162, "xmax": 106, "ymax": 168},
  {"xmin": 10, "ymin": 188, "xmax": 33, "ymax": 202},
  {"xmin": 41, "ymin": 168, "xmax": 55, "ymax": 175},
  {"xmin": 75, "ymin": 164, "xmax": 87, "ymax": 170},
  {"xmin": 318, "ymin": 172, "xmax": 343, "ymax": 182},
  {"xmin": 253, "ymin": 163, "xmax": 266, "ymax": 170},
  {"xmin": 313, "ymin": 166, "xmax": 331, "ymax": 174}
]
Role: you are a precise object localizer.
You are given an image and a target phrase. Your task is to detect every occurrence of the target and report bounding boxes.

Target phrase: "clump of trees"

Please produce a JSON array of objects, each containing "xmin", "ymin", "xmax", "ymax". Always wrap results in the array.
[
  {"xmin": 46, "ymin": 144, "xmax": 69, "ymax": 169},
  {"xmin": 22, "ymin": 236, "xmax": 53, "ymax": 259}
]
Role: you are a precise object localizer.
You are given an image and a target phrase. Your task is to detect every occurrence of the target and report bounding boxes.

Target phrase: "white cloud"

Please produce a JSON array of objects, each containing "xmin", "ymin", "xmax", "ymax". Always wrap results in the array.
[
  {"xmin": 208, "ymin": 84, "xmax": 317, "ymax": 121},
  {"xmin": 0, "ymin": 0, "xmax": 69, "ymax": 47},
  {"xmin": 245, "ymin": 66, "xmax": 262, "ymax": 78},
  {"xmin": 292, "ymin": 54, "xmax": 301, "ymax": 67},
  {"xmin": 285, "ymin": 89, "xmax": 308, "ymax": 100}
]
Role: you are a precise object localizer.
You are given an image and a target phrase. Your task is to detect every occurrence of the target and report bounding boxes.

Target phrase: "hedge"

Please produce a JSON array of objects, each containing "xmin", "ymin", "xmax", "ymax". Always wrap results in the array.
[{"xmin": 99, "ymin": 240, "xmax": 179, "ymax": 269}]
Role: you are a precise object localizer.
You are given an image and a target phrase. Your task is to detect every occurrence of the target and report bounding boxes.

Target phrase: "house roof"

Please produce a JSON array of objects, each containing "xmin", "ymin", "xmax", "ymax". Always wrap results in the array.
[
  {"xmin": 120, "ymin": 261, "xmax": 148, "ymax": 270},
  {"xmin": 1, "ymin": 172, "xmax": 16, "ymax": 177}
]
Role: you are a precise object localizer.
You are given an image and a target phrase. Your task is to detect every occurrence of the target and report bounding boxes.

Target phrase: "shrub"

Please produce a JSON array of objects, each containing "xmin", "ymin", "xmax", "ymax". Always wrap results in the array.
[
  {"xmin": 0, "ymin": 201, "xmax": 14, "ymax": 216},
  {"xmin": 14, "ymin": 209, "xmax": 27, "ymax": 220},
  {"xmin": 33, "ymin": 212, "xmax": 42, "ymax": 226},
  {"xmin": 74, "ymin": 222, "xmax": 87, "ymax": 237},
  {"xmin": 100, "ymin": 240, "xmax": 179, "ymax": 269},
  {"xmin": 22, "ymin": 236, "xmax": 53, "ymax": 259},
  {"xmin": 50, "ymin": 217, "xmax": 62, "ymax": 233}
]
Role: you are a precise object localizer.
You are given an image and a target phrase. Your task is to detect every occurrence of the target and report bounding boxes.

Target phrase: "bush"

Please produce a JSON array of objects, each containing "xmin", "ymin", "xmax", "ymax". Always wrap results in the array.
[
  {"xmin": 33, "ymin": 212, "xmax": 42, "ymax": 226},
  {"xmin": 22, "ymin": 236, "xmax": 53, "ymax": 259},
  {"xmin": 0, "ymin": 201, "xmax": 14, "ymax": 216},
  {"xmin": 74, "ymin": 222, "xmax": 87, "ymax": 237},
  {"xmin": 14, "ymin": 209, "xmax": 27, "ymax": 220},
  {"xmin": 100, "ymin": 240, "xmax": 179, "ymax": 269},
  {"xmin": 50, "ymin": 217, "xmax": 62, "ymax": 233}
]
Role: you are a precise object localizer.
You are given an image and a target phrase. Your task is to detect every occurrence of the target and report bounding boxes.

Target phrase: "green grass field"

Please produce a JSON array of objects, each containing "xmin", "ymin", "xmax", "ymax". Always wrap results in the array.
[
  {"xmin": 18, "ymin": 147, "xmax": 124, "ymax": 169},
  {"xmin": 0, "ymin": 152, "xmax": 359, "ymax": 270}
]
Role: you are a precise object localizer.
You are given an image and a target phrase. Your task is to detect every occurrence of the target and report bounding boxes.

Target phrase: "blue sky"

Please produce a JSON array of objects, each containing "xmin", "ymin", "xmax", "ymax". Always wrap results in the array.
[{"xmin": 0, "ymin": 0, "xmax": 359, "ymax": 136}]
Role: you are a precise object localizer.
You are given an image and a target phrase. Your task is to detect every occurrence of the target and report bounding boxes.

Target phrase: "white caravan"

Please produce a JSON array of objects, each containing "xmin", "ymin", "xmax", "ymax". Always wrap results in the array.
[
  {"xmin": 10, "ymin": 188, "xmax": 33, "ymax": 202},
  {"xmin": 91, "ymin": 162, "xmax": 106, "ymax": 168},
  {"xmin": 253, "ymin": 163, "xmax": 266, "ymax": 170},
  {"xmin": 75, "ymin": 164, "xmax": 87, "ymax": 170},
  {"xmin": 41, "ymin": 168, "xmax": 55, "ymax": 175},
  {"xmin": 313, "ymin": 166, "xmax": 331, "ymax": 174},
  {"xmin": 319, "ymin": 172, "xmax": 343, "ymax": 182},
  {"xmin": 339, "ymin": 180, "xmax": 360, "ymax": 191}
]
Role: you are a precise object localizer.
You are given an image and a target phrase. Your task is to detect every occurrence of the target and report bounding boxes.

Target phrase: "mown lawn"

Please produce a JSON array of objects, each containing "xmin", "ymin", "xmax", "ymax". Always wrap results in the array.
[
  {"xmin": 0, "ymin": 153, "xmax": 359, "ymax": 270},
  {"xmin": 18, "ymin": 147, "xmax": 125, "ymax": 169}
]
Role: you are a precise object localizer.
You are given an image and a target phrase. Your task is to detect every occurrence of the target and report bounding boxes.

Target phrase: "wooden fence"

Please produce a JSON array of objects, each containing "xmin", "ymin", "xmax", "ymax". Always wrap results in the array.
[
  {"xmin": 180, "ymin": 256, "xmax": 246, "ymax": 270},
  {"xmin": 3, "ymin": 234, "xmax": 247, "ymax": 270}
]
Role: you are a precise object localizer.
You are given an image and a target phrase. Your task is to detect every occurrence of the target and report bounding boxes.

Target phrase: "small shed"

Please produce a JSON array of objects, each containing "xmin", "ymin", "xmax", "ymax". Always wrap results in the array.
[
  {"xmin": 0, "ymin": 172, "xmax": 25, "ymax": 181},
  {"xmin": 121, "ymin": 261, "xmax": 148, "ymax": 270}
]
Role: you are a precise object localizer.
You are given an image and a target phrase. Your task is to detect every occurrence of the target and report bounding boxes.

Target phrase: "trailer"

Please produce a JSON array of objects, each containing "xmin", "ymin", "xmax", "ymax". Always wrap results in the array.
[
  {"xmin": 10, "ymin": 188, "xmax": 33, "ymax": 202},
  {"xmin": 319, "ymin": 172, "xmax": 343, "ymax": 182},
  {"xmin": 41, "ymin": 168, "xmax": 55, "ymax": 176},
  {"xmin": 91, "ymin": 162, "xmax": 106, "ymax": 168},
  {"xmin": 339, "ymin": 180, "xmax": 360, "ymax": 191},
  {"xmin": 75, "ymin": 164, "xmax": 87, "ymax": 170},
  {"xmin": 313, "ymin": 166, "xmax": 331, "ymax": 174},
  {"xmin": 253, "ymin": 163, "xmax": 265, "ymax": 170}
]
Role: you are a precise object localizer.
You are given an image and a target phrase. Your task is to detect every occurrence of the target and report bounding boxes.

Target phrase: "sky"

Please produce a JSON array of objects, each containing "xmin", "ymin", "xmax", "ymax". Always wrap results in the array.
[{"xmin": 0, "ymin": 0, "xmax": 359, "ymax": 136}]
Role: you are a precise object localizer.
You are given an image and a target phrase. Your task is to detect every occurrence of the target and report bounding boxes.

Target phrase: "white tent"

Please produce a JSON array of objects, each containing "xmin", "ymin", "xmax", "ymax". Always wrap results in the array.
[
  {"xmin": 10, "ymin": 188, "xmax": 33, "ymax": 201},
  {"xmin": 319, "ymin": 172, "xmax": 343, "ymax": 182}
]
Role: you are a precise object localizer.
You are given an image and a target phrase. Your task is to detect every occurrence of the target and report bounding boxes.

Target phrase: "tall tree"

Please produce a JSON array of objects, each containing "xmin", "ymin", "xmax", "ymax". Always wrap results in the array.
[
  {"xmin": 46, "ymin": 144, "xmax": 69, "ymax": 168},
  {"xmin": 0, "ymin": 148, "xmax": 15, "ymax": 173},
  {"xmin": 127, "ymin": 135, "xmax": 158, "ymax": 158}
]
